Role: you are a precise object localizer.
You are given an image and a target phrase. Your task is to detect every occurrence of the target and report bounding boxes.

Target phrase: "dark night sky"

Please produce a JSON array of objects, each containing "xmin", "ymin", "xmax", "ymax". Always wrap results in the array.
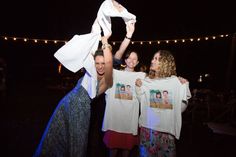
[
  {"xmin": 1, "ymin": 0, "xmax": 235, "ymax": 39},
  {"xmin": 1, "ymin": 2, "xmax": 236, "ymax": 156},
  {"xmin": 1, "ymin": 0, "xmax": 236, "ymax": 90}
]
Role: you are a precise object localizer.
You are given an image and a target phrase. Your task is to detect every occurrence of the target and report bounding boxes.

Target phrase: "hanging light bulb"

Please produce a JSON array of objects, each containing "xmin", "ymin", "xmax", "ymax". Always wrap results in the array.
[
  {"xmin": 198, "ymin": 75, "xmax": 203, "ymax": 82},
  {"xmin": 205, "ymin": 73, "xmax": 210, "ymax": 77}
]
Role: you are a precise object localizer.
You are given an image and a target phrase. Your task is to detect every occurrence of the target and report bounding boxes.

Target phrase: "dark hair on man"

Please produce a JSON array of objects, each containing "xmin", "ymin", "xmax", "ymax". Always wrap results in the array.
[{"xmin": 94, "ymin": 49, "xmax": 104, "ymax": 59}]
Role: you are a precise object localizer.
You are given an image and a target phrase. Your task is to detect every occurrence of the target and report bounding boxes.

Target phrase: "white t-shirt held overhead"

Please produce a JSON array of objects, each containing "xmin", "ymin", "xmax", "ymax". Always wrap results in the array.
[
  {"xmin": 102, "ymin": 69, "xmax": 146, "ymax": 135},
  {"xmin": 137, "ymin": 76, "xmax": 191, "ymax": 139},
  {"xmin": 54, "ymin": 0, "xmax": 136, "ymax": 99}
]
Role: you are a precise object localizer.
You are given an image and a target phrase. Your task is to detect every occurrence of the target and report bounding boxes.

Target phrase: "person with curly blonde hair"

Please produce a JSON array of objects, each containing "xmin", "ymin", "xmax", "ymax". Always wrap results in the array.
[
  {"xmin": 148, "ymin": 50, "xmax": 177, "ymax": 79},
  {"xmin": 136, "ymin": 50, "xmax": 191, "ymax": 157}
]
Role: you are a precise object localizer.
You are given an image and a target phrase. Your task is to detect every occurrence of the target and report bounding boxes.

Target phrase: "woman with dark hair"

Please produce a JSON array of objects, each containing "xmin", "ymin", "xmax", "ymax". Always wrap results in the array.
[
  {"xmin": 102, "ymin": 21, "xmax": 146, "ymax": 157},
  {"xmin": 103, "ymin": 50, "xmax": 146, "ymax": 157},
  {"xmin": 33, "ymin": 36, "xmax": 113, "ymax": 157}
]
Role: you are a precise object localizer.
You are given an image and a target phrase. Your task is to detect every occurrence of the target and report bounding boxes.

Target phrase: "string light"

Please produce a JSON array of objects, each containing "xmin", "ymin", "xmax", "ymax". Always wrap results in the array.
[
  {"xmin": 0, "ymin": 33, "xmax": 232, "ymax": 46},
  {"xmin": 0, "ymin": 36, "xmax": 67, "ymax": 44}
]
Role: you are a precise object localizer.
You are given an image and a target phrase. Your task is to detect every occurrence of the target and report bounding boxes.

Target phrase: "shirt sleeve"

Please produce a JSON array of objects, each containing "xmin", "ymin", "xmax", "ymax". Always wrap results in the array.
[{"xmin": 113, "ymin": 56, "xmax": 122, "ymax": 69}]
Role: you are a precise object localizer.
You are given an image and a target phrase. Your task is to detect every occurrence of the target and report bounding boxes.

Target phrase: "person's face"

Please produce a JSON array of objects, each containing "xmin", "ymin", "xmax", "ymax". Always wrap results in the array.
[
  {"xmin": 126, "ymin": 85, "xmax": 131, "ymax": 91},
  {"xmin": 156, "ymin": 93, "xmax": 161, "ymax": 98},
  {"xmin": 150, "ymin": 52, "xmax": 160, "ymax": 71},
  {"xmin": 125, "ymin": 52, "xmax": 139, "ymax": 70},
  {"xmin": 163, "ymin": 91, "xmax": 168, "ymax": 98},
  {"xmin": 95, "ymin": 55, "xmax": 105, "ymax": 76}
]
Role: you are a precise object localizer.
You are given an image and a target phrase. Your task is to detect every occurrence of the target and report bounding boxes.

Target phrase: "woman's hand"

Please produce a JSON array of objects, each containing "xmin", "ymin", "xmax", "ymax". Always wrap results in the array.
[
  {"xmin": 101, "ymin": 33, "xmax": 111, "ymax": 45},
  {"xmin": 178, "ymin": 76, "xmax": 188, "ymax": 84},
  {"xmin": 135, "ymin": 78, "xmax": 142, "ymax": 87},
  {"xmin": 126, "ymin": 20, "xmax": 135, "ymax": 38},
  {"xmin": 112, "ymin": 0, "xmax": 124, "ymax": 12}
]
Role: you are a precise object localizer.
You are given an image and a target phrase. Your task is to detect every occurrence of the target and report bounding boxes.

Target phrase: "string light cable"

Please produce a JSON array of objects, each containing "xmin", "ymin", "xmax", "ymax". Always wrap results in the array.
[{"xmin": 0, "ymin": 33, "xmax": 233, "ymax": 46}]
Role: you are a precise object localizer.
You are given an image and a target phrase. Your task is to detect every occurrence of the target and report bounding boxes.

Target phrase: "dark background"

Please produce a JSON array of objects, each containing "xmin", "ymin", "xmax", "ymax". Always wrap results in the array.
[
  {"xmin": 1, "ymin": 0, "xmax": 236, "ymax": 89},
  {"xmin": 1, "ymin": 0, "xmax": 236, "ymax": 156}
]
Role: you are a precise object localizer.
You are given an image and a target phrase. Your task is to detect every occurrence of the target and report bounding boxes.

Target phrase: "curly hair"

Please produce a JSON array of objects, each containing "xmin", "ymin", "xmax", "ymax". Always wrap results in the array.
[{"xmin": 149, "ymin": 50, "xmax": 177, "ymax": 78}]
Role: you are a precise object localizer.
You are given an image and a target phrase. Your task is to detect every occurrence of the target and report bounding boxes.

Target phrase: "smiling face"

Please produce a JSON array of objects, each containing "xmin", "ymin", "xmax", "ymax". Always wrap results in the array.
[
  {"xmin": 156, "ymin": 92, "xmax": 162, "ymax": 98},
  {"xmin": 95, "ymin": 55, "xmax": 105, "ymax": 76},
  {"xmin": 124, "ymin": 51, "xmax": 139, "ymax": 71}
]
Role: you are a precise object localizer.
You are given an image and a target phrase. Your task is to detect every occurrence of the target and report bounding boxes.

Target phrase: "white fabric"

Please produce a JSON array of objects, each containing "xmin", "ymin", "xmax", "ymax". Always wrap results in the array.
[
  {"xmin": 137, "ymin": 76, "xmax": 191, "ymax": 139},
  {"xmin": 102, "ymin": 69, "xmax": 146, "ymax": 135},
  {"xmin": 97, "ymin": 0, "xmax": 136, "ymax": 36},
  {"xmin": 181, "ymin": 82, "xmax": 191, "ymax": 112},
  {"xmin": 54, "ymin": 0, "xmax": 136, "ymax": 98},
  {"xmin": 54, "ymin": 33, "xmax": 100, "ymax": 75}
]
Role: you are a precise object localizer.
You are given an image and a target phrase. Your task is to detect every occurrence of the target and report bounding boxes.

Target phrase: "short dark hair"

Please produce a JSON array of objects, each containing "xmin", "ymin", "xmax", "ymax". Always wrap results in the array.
[
  {"xmin": 94, "ymin": 49, "xmax": 104, "ymax": 59},
  {"xmin": 124, "ymin": 50, "xmax": 139, "ymax": 61}
]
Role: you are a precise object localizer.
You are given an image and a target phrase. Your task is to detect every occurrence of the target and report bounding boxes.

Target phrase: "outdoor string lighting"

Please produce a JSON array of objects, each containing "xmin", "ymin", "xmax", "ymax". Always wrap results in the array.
[{"xmin": 0, "ymin": 33, "xmax": 232, "ymax": 46}]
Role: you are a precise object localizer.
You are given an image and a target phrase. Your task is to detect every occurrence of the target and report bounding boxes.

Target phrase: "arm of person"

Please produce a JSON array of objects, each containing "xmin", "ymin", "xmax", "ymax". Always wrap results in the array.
[
  {"xmin": 97, "ymin": 36, "xmax": 113, "ymax": 96},
  {"xmin": 103, "ymin": 47, "xmax": 113, "ymax": 88},
  {"xmin": 178, "ymin": 76, "xmax": 189, "ymax": 84},
  {"xmin": 181, "ymin": 100, "xmax": 188, "ymax": 113},
  {"xmin": 135, "ymin": 78, "xmax": 145, "ymax": 102},
  {"xmin": 112, "ymin": 0, "xmax": 124, "ymax": 13},
  {"xmin": 114, "ymin": 21, "xmax": 135, "ymax": 60},
  {"xmin": 181, "ymin": 82, "xmax": 192, "ymax": 113},
  {"xmin": 102, "ymin": 36, "xmax": 113, "ymax": 87}
]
